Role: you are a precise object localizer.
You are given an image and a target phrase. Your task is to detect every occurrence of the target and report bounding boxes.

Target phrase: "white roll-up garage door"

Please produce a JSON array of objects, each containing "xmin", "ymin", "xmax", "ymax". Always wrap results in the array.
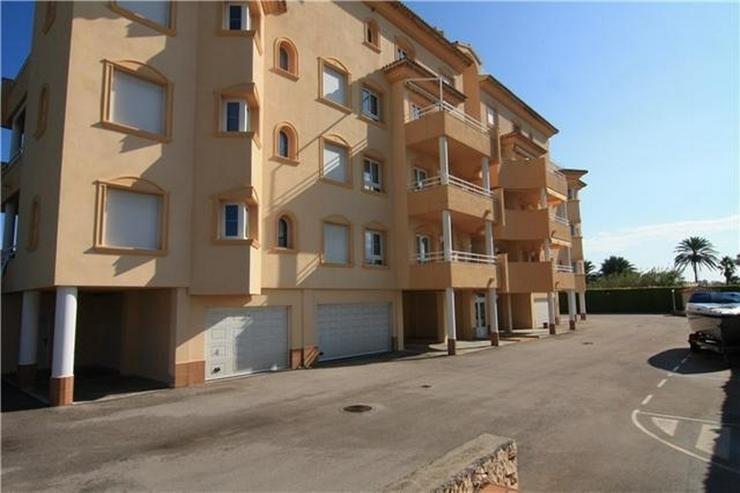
[
  {"xmin": 206, "ymin": 307, "xmax": 289, "ymax": 380},
  {"xmin": 317, "ymin": 303, "xmax": 392, "ymax": 361},
  {"xmin": 533, "ymin": 296, "xmax": 550, "ymax": 329}
]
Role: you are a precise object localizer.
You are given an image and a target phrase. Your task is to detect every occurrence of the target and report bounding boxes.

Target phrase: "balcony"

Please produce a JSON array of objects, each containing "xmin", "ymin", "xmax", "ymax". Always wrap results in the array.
[
  {"xmin": 408, "ymin": 250, "xmax": 497, "ymax": 290},
  {"xmin": 497, "ymin": 157, "xmax": 568, "ymax": 197},
  {"xmin": 494, "ymin": 209, "xmax": 570, "ymax": 243},
  {"xmin": 408, "ymin": 175, "xmax": 494, "ymax": 222},
  {"xmin": 572, "ymin": 237, "xmax": 584, "ymax": 260},
  {"xmin": 567, "ymin": 201, "xmax": 581, "ymax": 223},
  {"xmin": 405, "ymin": 102, "xmax": 491, "ymax": 161},
  {"xmin": 506, "ymin": 261, "xmax": 555, "ymax": 293},
  {"xmin": 575, "ymin": 274, "xmax": 586, "ymax": 292},
  {"xmin": 554, "ymin": 264, "xmax": 576, "ymax": 290}
]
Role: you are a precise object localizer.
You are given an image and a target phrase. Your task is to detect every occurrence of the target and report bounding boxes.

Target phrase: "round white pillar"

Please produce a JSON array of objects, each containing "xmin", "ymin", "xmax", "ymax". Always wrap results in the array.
[
  {"xmin": 445, "ymin": 287, "xmax": 456, "ymax": 355},
  {"xmin": 488, "ymin": 288, "xmax": 499, "ymax": 346},
  {"xmin": 51, "ymin": 287, "xmax": 78, "ymax": 379},
  {"xmin": 579, "ymin": 291, "xmax": 587, "ymax": 320},
  {"xmin": 568, "ymin": 290, "xmax": 577, "ymax": 330}
]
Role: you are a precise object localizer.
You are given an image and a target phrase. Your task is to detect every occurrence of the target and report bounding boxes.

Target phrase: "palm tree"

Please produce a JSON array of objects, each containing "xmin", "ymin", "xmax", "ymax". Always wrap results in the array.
[
  {"xmin": 719, "ymin": 256, "xmax": 737, "ymax": 285},
  {"xmin": 584, "ymin": 260, "xmax": 598, "ymax": 283},
  {"xmin": 673, "ymin": 237, "xmax": 719, "ymax": 284},
  {"xmin": 600, "ymin": 256, "xmax": 636, "ymax": 276}
]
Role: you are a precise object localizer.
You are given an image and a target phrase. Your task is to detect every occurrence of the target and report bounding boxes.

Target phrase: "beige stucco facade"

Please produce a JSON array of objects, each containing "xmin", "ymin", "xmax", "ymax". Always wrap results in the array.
[{"xmin": 2, "ymin": 1, "xmax": 587, "ymax": 405}]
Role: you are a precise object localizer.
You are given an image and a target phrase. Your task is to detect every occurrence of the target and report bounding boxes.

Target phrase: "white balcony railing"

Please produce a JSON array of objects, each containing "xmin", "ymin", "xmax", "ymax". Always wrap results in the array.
[
  {"xmin": 409, "ymin": 174, "xmax": 492, "ymax": 198},
  {"xmin": 555, "ymin": 264, "xmax": 574, "ymax": 273},
  {"xmin": 411, "ymin": 250, "xmax": 497, "ymax": 265},
  {"xmin": 551, "ymin": 214, "xmax": 569, "ymax": 226},
  {"xmin": 405, "ymin": 79, "xmax": 488, "ymax": 134}
]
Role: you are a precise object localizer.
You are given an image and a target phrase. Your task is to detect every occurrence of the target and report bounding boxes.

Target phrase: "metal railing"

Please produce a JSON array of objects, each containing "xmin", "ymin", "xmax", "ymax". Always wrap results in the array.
[
  {"xmin": 409, "ymin": 100, "xmax": 489, "ymax": 134},
  {"xmin": 550, "ymin": 214, "xmax": 569, "ymax": 226},
  {"xmin": 555, "ymin": 264, "xmax": 574, "ymax": 273},
  {"xmin": 1, "ymin": 246, "xmax": 16, "ymax": 276},
  {"xmin": 409, "ymin": 174, "xmax": 491, "ymax": 198},
  {"xmin": 411, "ymin": 250, "xmax": 497, "ymax": 265}
]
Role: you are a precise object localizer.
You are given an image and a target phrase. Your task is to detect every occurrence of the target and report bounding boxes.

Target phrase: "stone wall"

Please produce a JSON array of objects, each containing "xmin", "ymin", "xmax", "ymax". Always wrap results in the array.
[{"xmin": 385, "ymin": 434, "xmax": 518, "ymax": 492}]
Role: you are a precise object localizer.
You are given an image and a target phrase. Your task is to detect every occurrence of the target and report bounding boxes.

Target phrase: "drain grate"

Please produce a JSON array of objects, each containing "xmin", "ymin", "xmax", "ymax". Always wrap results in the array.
[{"xmin": 343, "ymin": 404, "xmax": 373, "ymax": 413}]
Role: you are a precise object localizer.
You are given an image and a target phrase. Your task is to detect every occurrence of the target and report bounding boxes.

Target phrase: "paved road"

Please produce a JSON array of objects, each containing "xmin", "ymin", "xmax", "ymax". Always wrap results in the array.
[{"xmin": 2, "ymin": 315, "xmax": 738, "ymax": 491}]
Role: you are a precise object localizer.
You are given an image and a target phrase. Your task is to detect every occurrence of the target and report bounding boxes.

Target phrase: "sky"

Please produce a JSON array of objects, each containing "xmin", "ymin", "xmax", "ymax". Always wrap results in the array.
[{"xmin": 1, "ymin": 1, "xmax": 739, "ymax": 281}]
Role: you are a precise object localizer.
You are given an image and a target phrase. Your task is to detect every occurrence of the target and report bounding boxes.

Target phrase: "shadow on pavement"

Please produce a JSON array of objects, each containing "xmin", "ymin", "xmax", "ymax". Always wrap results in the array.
[
  {"xmin": 648, "ymin": 348, "xmax": 728, "ymax": 375},
  {"xmin": 704, "ymin": 366, "xmax": 740, "ymax": 490},
  {"xmin": 1, "ymin": 381, "xmax": 46, "ymax": 413}
]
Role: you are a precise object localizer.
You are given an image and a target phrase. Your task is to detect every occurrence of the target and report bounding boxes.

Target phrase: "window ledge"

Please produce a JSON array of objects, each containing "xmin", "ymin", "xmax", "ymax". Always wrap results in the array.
[
  {"xmin": 101, "ymin": 120, "xmax": 170, "ymax": 143},
  {"xmin": 214, "ymin": 130, "xmax": 255, "ymax": 139},
  {"xmin": 271, "ymin": 155, "xmax": 300, "ymax": 166},
  {"xmin": 216, "ymin": 28, "xmax": 256, "ymax": 38},
  {"xmin": 363, "ymin": 262, "xmax": 390, "ymax": 270},
  {"xmin": 211, "ymin": 237, "xmax": 259, "ymax": 248},
  {"xmin": 361, "ymin": 187, "xmax": 387, "ymax": 198},
  {"xmin": 359, "ymin": 113, "xmax": 386, "ymax": 129},
  {"xmin": 270, "ymin": 247, "xmax": 297, "ymax": 254},
  {"xmin": 271, "ymin": 67, "xmax": 299, "ymax": 81},
  {"xmin": 317, "ymin": 97, "xmax": 353, "ymax": 115},
  {"xmin": 363, "ymin": 41, "xmax": 381, "ymax": 54},
  {"xmin": 319, "ymin": 176, "xmax": 353, "ymax": 189},
  {"xmin": 320, "ymin": 260, "xmax": 354, "ymax": 268},
  {"xmin": 92, "ymin": 245, "xmax": 167, "ymax": 257}
]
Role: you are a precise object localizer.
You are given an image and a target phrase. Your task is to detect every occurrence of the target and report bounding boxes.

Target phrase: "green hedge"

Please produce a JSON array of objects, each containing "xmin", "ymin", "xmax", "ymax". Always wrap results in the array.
[{"xmin": 558, "ymin": 286, "xmax": 740, "ymax": 314}]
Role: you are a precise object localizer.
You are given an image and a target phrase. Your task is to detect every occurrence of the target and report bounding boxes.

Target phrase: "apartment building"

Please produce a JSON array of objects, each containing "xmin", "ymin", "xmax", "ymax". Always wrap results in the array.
[{"xmin": 1, "ymin": 1, "xmax": 588, "ymax": 406}]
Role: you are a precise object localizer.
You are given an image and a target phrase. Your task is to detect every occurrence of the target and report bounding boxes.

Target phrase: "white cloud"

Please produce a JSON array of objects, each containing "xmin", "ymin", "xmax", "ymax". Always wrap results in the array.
[{"xmin": 584, "ymin": 215, "xmax": 740, "ymax": 255}]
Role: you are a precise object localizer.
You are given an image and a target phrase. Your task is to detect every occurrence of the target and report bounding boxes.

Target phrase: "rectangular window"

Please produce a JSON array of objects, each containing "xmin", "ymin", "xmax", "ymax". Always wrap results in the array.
[
  {"xmin": 118, "ymin": 1, "xmax": 171, "ymax": 28},
  {"xmin": 365, "ymin": 230, "xmax": 385, "ymax": 266},
  {"xmin": 323, "ymin": 142, "xmax": 348, "ymax": 183},
  {"xmin": 412, "ymin": 168, "xmax": 428, "ymax": 189},
  {"xmin": 104, "ymin": 188, "xmax": 162, "ymax": 250},
  {"xmin": 410, "ymin": 103, "xmax": 422, "ymax": 121},
  {"xmin": 361, "ymin": 87, "xmax": 380, "ymax": 121},
  {"xmin": 111, "ymin": 69, "xmax": 165, "ymax": 135},
  {"xmin": 363, "ymin": 158, "xmax": 382, "ymax": 192},
  {"xmin": 223, "ymin": 100, "xmax": 248, "ymax": 132},
  {"xmin": 222, "ymin": 203, "xmax": 248, "ymax": 239},
  {"xmin": 324, "ymin": 223, "xmax": 349, "ymax": 264},
  {"xmin": 486, "ymin": 105, "xmax": 496, "ymax": 127},
  {"xmin": 322, "ymin": 65, "xmax": 348, "ymax": 106},
  {"xmin": 225, "ymin": 3, "xmax": 249, "ymax": 30}
]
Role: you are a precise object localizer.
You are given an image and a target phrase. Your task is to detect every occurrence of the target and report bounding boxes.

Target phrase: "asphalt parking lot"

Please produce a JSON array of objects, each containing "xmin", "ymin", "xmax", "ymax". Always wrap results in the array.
[{"xmin": 2, "ymin": 315, "xmax": 738, "ymax": 492}]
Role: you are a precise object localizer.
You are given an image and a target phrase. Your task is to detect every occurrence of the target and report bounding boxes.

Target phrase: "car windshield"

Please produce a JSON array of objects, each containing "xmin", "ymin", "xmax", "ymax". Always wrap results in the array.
[{"xmin": 689, "ymin": 291, "xmax": 740, "ymax": 304}]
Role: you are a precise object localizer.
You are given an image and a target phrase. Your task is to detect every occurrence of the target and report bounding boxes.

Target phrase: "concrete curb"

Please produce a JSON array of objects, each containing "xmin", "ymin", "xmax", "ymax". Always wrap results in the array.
[{"xmin": 384, "ymin": 433, "xmax": 518, "ymax": 492}]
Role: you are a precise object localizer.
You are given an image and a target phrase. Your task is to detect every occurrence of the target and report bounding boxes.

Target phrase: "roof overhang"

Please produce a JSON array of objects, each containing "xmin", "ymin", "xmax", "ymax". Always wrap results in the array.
[
  {"xmin": 480, "ymin": 74, "xmax": 558, "ymax": 138},
  {"xmin": 383, "ymin": 58, "xmax": 466, "ymax": 106},
  {"xmin": 500, "ymin": 131, "xmax": 548, "ymax": 157},
  {"xmin": 369, "ymin": 1, "xmax": 474, "ymax": 72}
]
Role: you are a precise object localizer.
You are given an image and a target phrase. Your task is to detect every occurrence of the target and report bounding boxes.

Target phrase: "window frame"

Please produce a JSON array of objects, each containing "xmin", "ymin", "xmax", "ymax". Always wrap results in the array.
[
  {"xmin": 221, "ymin": 98, "xmax": 249, "ymax": 133},
  {"xmin": 224, "ymin": 2, "xmax": 250, "ymax": 31},
  {"xmin": 210, "ymin": 186, "xmax": 259, "ymax": 246},
  {"xmin": 360, "ymin": 85, "xmax": 382, "ymax": 124},
  {"xmin": 318, "ymin": 57, "xmax": 352, "ymax": 113},
  {"xmin": 412, "ymin": 167, "xmax": 429, "ymax": 190},
  {"xmin": 362, "ymin": 156, "xmax": 384, "ymax": 194},
  {"xmin": 273, "ymin": 38, "xmax": 299, "ymax": 80},
  {"xmin": 94, "ymin": 177, "xmax": 169, "ymax": 256},
  {"xmin": 486, "ymin": 105, "xmax": 497, "ymax": 128},
  {"xmin": 363, "ymin": 19, "xmax": 381, "ymax": 52},
  {"xmin": 273, "ymin": 213, "xmax": 297, "ymax": 252},
  {"xmin": 395, "ymin": 36, "xmax": 415, "ymax": 61},
  {"xmin": 363, "ymin": 228, "xmax": 387, "ymax": 267},
  {"xmin": 220, "ymin": 202, "xmax": 249, "ymax": 240},
  {"xmin": 321, "ymin": 218, "xmax": 353, "ymax": 267},
  {"xmin": 319, "ymin": 135, "xmax": 352, "ymax": 188},
  {"xmin": 101, "ymin": 60, "xmax": 173, "ymax": 142},
  {"xmin": 214, "ymin": 83, "xmax": 260, "ymax": 139},
  {"xmin": 416, "ymin": 234, "xmax": 432, "ymax": 263},
  {"xmin": 109, "ymin": 1, "xmax": 176, "ymax": 36},
  {"xmin": 272, "ymin": 122, "xmax": 299, "ymax": 165}
]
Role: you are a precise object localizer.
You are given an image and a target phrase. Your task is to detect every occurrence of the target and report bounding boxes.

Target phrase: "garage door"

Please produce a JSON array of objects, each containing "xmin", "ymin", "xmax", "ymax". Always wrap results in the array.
[
  {"xmin": 206, "ymin": 307, "xmax": 289, "ymax": 380},
  {"xmin": 317, "ymin": 303, "xmax": 392, "ymax": 361},
  {"xmin": 533, "ymin": 296, "xmax": 550, "ymax": 329}
]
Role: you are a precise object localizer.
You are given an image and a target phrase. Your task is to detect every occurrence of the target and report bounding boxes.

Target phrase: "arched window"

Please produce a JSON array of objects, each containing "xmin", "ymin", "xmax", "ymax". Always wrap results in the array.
[
  {"xmin": 273, "ymin": 38, "xmax": 299, "ymax": 79},
  {"xmin": 278, "ymin": 130, "xmax": 289, "ymax": 158},
  {"xmin": 277, "ymin": 215, "xmax": 291, "ymax": 248},
  {"xmin": 273, "ymin": 123, "xmax": 298, "ymax": 163}
]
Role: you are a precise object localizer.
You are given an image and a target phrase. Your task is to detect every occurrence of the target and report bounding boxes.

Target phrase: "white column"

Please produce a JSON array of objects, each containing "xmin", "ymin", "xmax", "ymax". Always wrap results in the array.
[
  {"xmin": 18, "ymin": 291, "xmax": 40, "ymax": 366},
  {"xmin": 445, "ymin": 287, "xmax": 456, "ymax": 355},
  {"xmin": 547, "ymin": 292, "xmax": 557, "ymax": 333},
  {"xmin": 51, "ymin": 287, "xmax": 78, "ymax": 379},
  {"xmin": 2, "ymin": 201, "xmax": 16, "ymax": 251},
  {"xmin": 488, "ymin": 288, "xmax": 499, "ymax": 345},
  {"xmin": 578, "ymin": 291, "xmax": 587, "ymax": 320},
  {"xmin": 442, "ymin": 209, "xmax": 452, "ymax": 262},
  {"xmin": 439, "ymin": 136, "xmax": 449, "ymax": 185},
  {"xmin": 485, "ymin": 221, "xmax": 494, "ymax": 257},
  {"xmin": 568, "ymin": 290, "xmax": 577, "ymax": 330},
  {"xmin": 481, "ymin": 157, "xmax": 491, "ymax": 191}
]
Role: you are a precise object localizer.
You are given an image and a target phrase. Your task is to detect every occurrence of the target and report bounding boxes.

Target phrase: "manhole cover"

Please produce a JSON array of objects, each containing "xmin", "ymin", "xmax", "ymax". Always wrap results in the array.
[
  {"xmin": 582, "ymin": 342, "xmax": 594, "ymax": 345},
  {"xmin": 343, "ymin": 404, "xmax": 373, "ymax": 413}
]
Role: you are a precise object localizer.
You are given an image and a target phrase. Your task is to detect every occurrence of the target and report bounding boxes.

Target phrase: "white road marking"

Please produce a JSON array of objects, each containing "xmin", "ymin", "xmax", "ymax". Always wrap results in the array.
[
  {"xmin": 641, "ymin": 394, "xmax": 653, "ymax": 405},
  {"xmin": 651, "ymin": 417, "xmax": 678, "ymax": 437},
  {"xmin": 657, "ymin": 378, "xmax": 667, "ymax": 388},
  {"xmin": 671, "ymin": 365, "xmax": 680, "ymax": 372},
  {"xmin": 639, "ymin": 410, "xmax": 740, "ymax": 427},
  {"xmin": 696, "ymin": 424, "xmax": 732, "ymax": 460},
  {"xmin": 631, "ymin": 410, "xmax": 740, "ymax": 474}
]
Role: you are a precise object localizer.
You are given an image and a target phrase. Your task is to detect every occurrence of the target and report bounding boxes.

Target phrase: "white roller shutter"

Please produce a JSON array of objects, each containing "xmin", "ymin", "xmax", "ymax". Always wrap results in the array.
[
  {"xmin": 206, "ymin": 307, "xmax": 289, "ymax": 380},
  {"xmin": 533, "ymin": 296, "xmax": 550, "ymax": 329},
  {"xmin": 318, "ymin": 303, "xmax": 392, "ymax": 361}
]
